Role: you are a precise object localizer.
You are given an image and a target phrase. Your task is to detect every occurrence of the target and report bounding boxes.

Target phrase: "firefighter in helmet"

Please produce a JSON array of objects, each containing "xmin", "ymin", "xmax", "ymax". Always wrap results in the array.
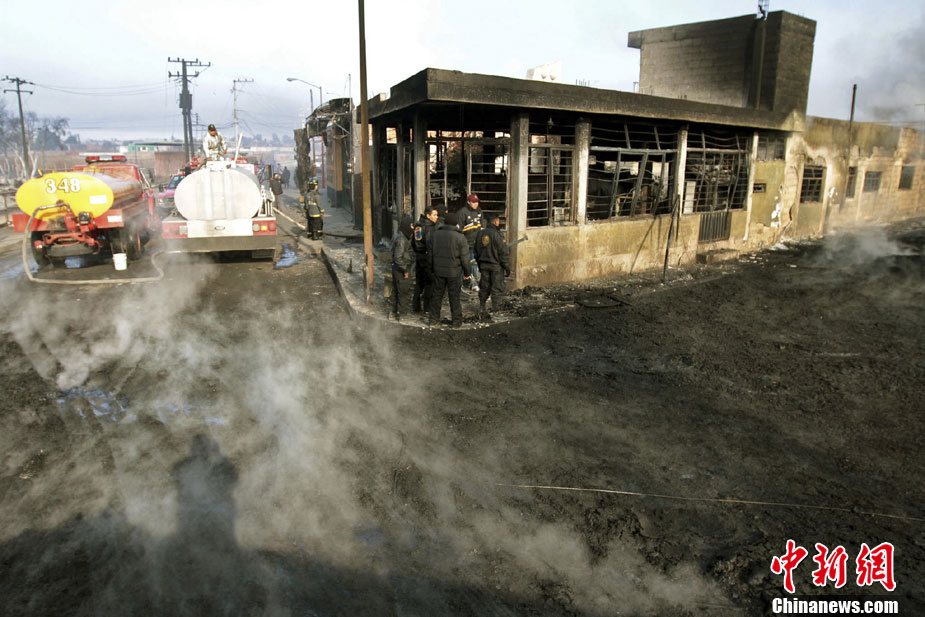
[{"xmin": 302, "ymin": 179, "xmax": 324, "ymax": 240}]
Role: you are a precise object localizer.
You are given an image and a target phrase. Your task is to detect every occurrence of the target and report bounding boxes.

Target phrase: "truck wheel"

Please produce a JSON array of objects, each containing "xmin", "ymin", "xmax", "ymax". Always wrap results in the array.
[
  {"xmin": 124, "ymin": 227, "xmax": 142, "ymax": 261},
  {"xmin": 30, "ymin": 232, "xmax": 51, "ymax": 267}
]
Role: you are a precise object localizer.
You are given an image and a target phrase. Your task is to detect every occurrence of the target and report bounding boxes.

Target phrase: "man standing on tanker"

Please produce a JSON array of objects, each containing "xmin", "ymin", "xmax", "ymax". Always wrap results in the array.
[{"xmin": 202, "ymin": 124, "xmax": 227, "ymax": 161}]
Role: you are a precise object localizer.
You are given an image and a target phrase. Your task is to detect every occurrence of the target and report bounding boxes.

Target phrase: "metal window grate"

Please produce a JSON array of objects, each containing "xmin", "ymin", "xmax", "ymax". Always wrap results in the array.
[
  {"xmin": 527, "ymin": 147, "xmax": 573, "ymax": 227},
  {"xmin": 863, "ymin": 171, "xmax": 882, "ymax": 193},
  {"xmin": 683, "ymin": 150, "xmax": 749, "ymax": 213},
  {"xmin": 699, "ymin": 210, "xmax": 732, "ymax": 243},
  {"xmin": 800, "ymin": 166, "xmax": 825, "ymax": 203},
  {"xmin": 586, "ymin": 118, "xmax": 679, "ymax": 221},
  {"xmin": 846, "ymin": 167, "xmax": 857, "ymax": 198},
  {"xmin": 757, "ymin": 133, "xmax": 787, "ymax": 160}
]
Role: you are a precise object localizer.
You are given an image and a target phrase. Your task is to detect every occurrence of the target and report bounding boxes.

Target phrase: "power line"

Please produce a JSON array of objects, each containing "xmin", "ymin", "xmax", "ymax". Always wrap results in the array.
[
  {"xmin": 3, "ymin": 75, "xmax": 35, "ymax": 177},
  {"xmin": 232, "ymin": 77, "xmax": 254, "ymax": 147}
]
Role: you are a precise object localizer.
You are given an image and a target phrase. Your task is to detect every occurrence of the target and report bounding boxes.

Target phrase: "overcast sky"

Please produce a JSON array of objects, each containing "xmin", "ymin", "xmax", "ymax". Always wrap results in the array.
[{"xmin": 2, "ymin": 0, "xmax": 923, "ymax": 141}]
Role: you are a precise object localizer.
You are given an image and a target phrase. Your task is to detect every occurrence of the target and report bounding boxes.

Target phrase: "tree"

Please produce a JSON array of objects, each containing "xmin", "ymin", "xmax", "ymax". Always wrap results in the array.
[
  {"xmin": 34, "ymin": 116, "xmax": 69, "ymax": 151},
  {"xmin": 0, "ymin": 106, "xmax": 73, "ymax": 178}
]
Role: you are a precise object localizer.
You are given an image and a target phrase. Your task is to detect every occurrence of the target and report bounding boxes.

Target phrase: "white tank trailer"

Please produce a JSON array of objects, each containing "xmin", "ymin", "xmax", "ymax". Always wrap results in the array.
[{"xmin": 161, "ymin": 160, "xmax": 278, "ymax": 259}]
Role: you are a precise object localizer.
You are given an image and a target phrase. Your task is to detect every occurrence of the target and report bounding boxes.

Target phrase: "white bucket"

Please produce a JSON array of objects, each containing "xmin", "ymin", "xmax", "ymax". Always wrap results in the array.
[{"xmin": 113, "ymin": 253, "xmax": 127, "ymax": 271}]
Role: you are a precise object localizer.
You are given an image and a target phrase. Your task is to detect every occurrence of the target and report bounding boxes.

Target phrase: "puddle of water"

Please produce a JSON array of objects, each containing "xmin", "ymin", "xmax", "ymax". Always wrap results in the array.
[
  {"xmin": 55, "ymin": 389, "xmax": 221, "ymax": 427},
  {"xmin": 353, "ymin": 524, "xmax": 386, "ymax": 548},
  {"xmin": 0, "ymin": 262, "xmax": 24, "ymax": 280},
  {"xmin": 57, "ymin": 387, "xmax": 128, "ymax": 421},
  {"xmin": 274, "ymin": 243, "xmax": 305, "ymax": 269}
]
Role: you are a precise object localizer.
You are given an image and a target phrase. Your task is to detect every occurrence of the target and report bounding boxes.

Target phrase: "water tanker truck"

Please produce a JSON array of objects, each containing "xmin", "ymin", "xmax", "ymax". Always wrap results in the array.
[
  {"xmin": 12, "ymin": 155, "xmax": 156, "ymax": 266},
  {"xmin": 160, "ymin": 158, "xmax": 277, "ymax": 259}
]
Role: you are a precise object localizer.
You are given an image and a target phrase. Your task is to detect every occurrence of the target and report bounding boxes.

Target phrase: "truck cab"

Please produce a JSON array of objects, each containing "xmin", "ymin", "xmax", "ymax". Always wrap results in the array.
[{"xmin": 155, "ymin": 172, "xmax": 185, "ymax": 219}]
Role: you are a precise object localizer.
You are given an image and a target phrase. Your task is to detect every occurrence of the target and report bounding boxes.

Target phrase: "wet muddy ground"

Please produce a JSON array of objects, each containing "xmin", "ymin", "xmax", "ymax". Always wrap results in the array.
[{"xmin": 0, "ymin": 219, "xmax": 922, "ymax": 616}]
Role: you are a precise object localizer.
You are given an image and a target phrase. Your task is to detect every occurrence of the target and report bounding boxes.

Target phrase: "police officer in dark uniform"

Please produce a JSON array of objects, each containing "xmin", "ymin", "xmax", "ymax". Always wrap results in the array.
[
  {"xmin": 474, "ymin": 212, "xmax": 511, "ymax": 321},
  {"xmin": 391, "ymin": 215, "xmax": 415, "ymax": 321},
  {"xmin": 429, "ymin": 212, "xmax": 470, "ymax": 327},
  {"xmin": 411, "ymin": 206, "xmax": 439, "ymax": 313}
]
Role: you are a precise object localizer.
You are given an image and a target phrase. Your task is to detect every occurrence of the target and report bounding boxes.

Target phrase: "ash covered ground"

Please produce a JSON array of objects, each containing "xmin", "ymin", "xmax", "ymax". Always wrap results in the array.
[{"xmin": 0, "ymin": 220, "xmax": 922, "ymax": 616}]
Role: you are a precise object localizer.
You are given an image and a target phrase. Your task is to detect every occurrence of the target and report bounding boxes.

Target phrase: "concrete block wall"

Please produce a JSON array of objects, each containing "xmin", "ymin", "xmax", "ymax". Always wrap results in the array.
[
  {"xmin": 632, "ymin": 15, "xmax": 755, "ymax": 108},
  {"xmin": 765, "ymin": 12, "xmax": 816, "ymax": 117},
  {"xmin": 629, "ymin": 11, "xmax": 816, "ymax": 116}
]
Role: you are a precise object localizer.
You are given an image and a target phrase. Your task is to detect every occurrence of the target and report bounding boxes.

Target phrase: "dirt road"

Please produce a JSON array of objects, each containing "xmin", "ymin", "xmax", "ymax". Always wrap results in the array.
[{"xmin": 0, "ymin": 220, "xmax": 922, "ymax": 616}]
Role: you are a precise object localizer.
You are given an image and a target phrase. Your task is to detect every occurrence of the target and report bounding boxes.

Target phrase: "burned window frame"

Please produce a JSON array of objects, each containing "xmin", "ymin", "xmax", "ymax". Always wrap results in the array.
[
  {"xmin": 756, "ymin": 133, "xmax": 787, "ymax": 161},
  {"xmin": 424, "ymin": 128, "xmax": 511, "ymax": 225},
  {"xmin": 683, "ymin": 126, "xmax": 751, "ymax": 214},
  {"xmin": 523, "ymin": 116, "xmax": 577, "ymax": 227},
  {"xmin": 799, "ymin": 165, "xmax": 825, "ymax": 203},
  {"xmin": 585, "ymin": 118, "xmax": 679, "ymax": 221},
  {"xmin": 846, "ymin": 166, "xmax": 857, "ymax": 198},
  {"xmin": 863, "ymin": 171, "xmax": 882, "ymax": 193},
  {"xmin": 898, "ymin": 165, "xmax": 915, "ymax": 190}
]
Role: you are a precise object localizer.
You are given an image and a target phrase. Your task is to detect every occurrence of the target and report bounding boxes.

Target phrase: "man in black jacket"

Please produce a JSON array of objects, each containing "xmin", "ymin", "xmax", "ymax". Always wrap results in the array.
[
  {"xmin": 428, "ymin": 212, "xmax": 470, "ymax": 327},
  {"xmin": 474, "ymin": 212, "xmax": 511, "ymax": 321},
  {"xmin": 391, "ymin": 215, "xmax": 415, "ymax": 321},
  {"xmin": 269, "ymin": 173, "xmax": 284, "ymax": 205},
  {"xmin": 412, "ymin": 206, "xmax": 439, "ymax": 313}
]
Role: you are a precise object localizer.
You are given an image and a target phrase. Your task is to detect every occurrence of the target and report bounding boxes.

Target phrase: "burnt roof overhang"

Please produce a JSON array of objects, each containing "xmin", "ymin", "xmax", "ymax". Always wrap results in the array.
[{"xmin": 368, "ymin": 68, "xmax": 802, "ymax": 132}]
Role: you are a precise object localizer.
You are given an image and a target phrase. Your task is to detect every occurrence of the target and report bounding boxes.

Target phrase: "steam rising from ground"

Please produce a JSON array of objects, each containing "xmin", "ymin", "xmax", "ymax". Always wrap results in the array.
[{"xmin": 0, "ymin": 257, "xmax": 723, "ymax": 615}]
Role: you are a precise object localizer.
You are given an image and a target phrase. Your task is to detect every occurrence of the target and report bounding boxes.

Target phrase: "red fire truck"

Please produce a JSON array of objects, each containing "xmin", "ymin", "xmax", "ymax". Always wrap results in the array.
[{"xmin": 13, "ymin": 155, "xmax": 156, "ymax": 266}]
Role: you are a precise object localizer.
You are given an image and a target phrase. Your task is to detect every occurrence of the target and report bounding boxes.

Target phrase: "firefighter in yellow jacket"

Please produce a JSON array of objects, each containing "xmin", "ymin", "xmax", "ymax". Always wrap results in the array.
[{"xmin": 301, "ymin": 179, "xmax": 324, "ymax": 240}]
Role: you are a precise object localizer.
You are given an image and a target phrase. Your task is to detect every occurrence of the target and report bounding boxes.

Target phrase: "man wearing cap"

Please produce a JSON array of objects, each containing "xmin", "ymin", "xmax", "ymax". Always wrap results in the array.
[
  {"xmin": 429, "ymin": 211, "xmax": 470, "ymax": 327},
  {"xmin": 474, "ymin": 212, "xmax": 511, "ymax": 321},
  {"xmin": 459, "ymin": 194, "xmax": 484, "ymax": 292},
  {"xmin": 202, "ymin": 124, "xmax": 227, "ymax": 161}
]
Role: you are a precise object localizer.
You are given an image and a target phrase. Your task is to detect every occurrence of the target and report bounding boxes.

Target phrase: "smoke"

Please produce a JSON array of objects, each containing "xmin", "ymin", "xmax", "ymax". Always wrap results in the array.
[
  {"xmin": 0, "ymin": 255, "xmax": 726, "ymax": 615},
  {"xmin": 815, "ymin": 225, "xmax": 918, "ymax": 267},
  {"xmin": 845, "ymin": 11, "xmax": 925, "ymax": 123}
]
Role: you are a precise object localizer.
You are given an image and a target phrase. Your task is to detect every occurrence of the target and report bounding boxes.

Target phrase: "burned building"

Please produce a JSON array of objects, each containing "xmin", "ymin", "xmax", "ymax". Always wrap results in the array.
[{"xmin": 365, "ymin": 10, "xmax": 924, "ymax": 288}]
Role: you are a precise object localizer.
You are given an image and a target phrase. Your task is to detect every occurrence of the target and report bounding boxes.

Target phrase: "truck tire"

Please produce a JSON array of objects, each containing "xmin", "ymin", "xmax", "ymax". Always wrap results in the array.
[
  {"xmin": 123, "ymin": 227, "xmax": 142, "ymax": 261},
  {"xmin": 30, "ymin": 232, "xmax": 51, "ymax": 268}
]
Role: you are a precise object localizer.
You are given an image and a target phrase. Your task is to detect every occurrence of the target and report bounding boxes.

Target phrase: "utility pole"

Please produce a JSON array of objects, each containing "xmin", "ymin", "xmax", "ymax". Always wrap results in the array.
[
  {"xmin": 358, "ymin": 0, "xmax": 374, "ymax": 301},
  {"xmin": 846, "ymin": 84, "xmax": 858, "ymax": 218},
  {"xmin": 168, "ymin": 58, "xmax": 210, "ymax": 162},
  {"xmin": 3, "ymin": 76, "xmax": 34, "ymax": 178},
  {"xmin": 754, "ymin": 0, "xmax": 769, "ymax": 110},
  {"xmin": 232, "ymin": 77, "xmax": 253, "ymax": 147}
]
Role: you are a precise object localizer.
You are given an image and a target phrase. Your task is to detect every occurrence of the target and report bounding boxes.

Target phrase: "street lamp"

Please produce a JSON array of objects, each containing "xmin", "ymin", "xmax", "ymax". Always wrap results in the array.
[
  {"xmin": 286, "ymin": 77, "xmax": 322, "ymax": 112},
  {"xmin": 287, "ymin": 77, "xmax": 325, "ymax": 188}
]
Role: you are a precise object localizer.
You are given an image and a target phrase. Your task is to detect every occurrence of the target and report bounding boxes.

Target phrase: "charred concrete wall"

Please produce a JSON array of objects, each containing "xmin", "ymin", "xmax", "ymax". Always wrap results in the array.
[{"xmin": 628, "ymin": 11, "xmax": 815, "ymax": 115}]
